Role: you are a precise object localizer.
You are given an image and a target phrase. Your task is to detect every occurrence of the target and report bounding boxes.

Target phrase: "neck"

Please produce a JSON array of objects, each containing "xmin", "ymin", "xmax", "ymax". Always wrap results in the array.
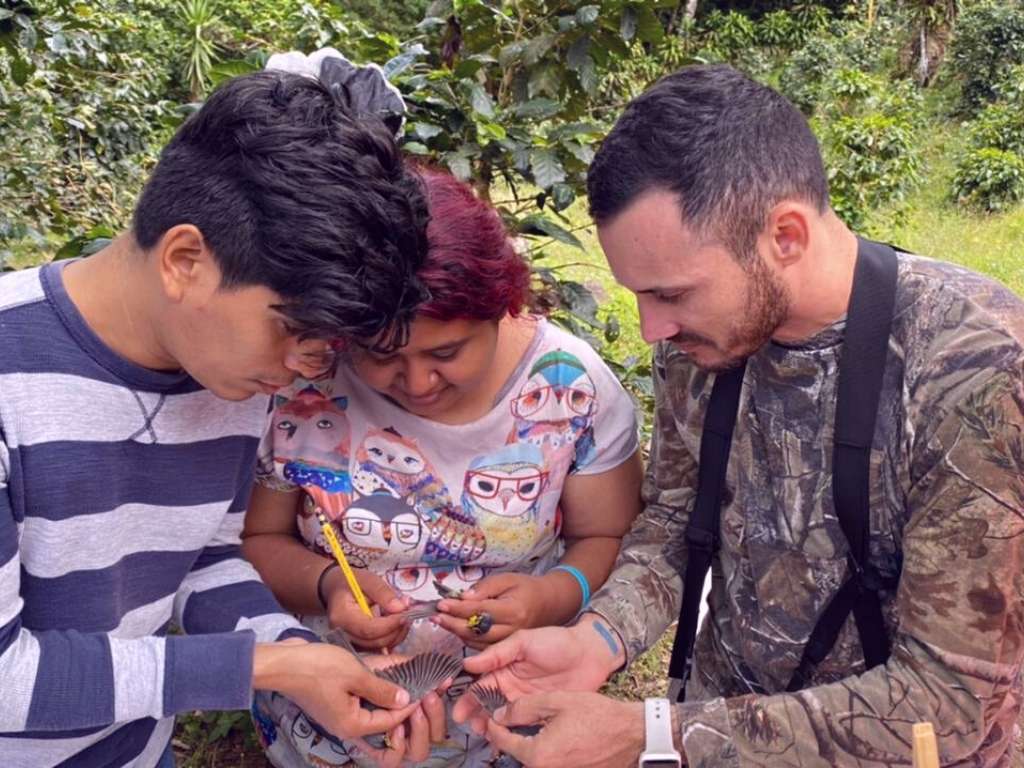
[
  {"xmin": 62, "ymin": 234, "xmax": 181, "ymax": 372},
  {"xmin": 772, "ymin": 213, "xmax": 859, "ymax": 344}
]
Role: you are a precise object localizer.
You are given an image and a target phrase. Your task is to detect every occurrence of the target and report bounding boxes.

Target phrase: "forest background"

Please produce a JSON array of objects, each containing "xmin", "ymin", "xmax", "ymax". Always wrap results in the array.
[{"xmin": 2, "ymin": 0, "xmax": 1023, "ymax": 764}]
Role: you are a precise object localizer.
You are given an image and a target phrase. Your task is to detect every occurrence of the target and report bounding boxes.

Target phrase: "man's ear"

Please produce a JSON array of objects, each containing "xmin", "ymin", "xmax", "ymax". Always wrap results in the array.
[
  {"xmin": 154, "ymin": 224, "xmax": 218, "ymax": 304},
  {"xmin": 763, "ymin": 202, "xmax": 812, "ymax": 269}
]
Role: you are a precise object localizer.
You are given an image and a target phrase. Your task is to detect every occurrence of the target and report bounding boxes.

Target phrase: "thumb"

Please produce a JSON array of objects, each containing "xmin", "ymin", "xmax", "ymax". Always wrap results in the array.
[
  {"xmin": 350, "ymin": 668, "xmax": 410, "ymax": 709},
  {"xmin": 461, "ymin": 631, "xmax": 526, "ymax": 675},
  {"xmin": 358, "ymin": 571, "xmax": 405, "ymax": 613},
  {"xmin": 463, "ymin": 572, "xmax": 520, "ymax": 600},
  {"xmin": 495, "ymin": 692, "xmax": 562, "ymax": 728}
]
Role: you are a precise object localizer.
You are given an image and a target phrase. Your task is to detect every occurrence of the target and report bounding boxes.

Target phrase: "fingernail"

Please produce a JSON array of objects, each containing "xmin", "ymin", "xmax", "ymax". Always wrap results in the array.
[
  {"xmin": 395, "ymin": 690, "xmax": 410, "ymax": 707},
  {"xmin": 494, "ymin": 705, "xmax": 507, "ymax": 722},
  {"xmin": 463, "ymin": 589, "xmax": 477, "ymax": 599}
]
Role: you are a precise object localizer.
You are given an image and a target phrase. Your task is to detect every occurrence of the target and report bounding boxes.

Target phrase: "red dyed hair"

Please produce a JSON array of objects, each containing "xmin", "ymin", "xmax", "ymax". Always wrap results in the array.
[{"xmin": 413, "ymin": 167, "xmax": 532, "ymax": 322}]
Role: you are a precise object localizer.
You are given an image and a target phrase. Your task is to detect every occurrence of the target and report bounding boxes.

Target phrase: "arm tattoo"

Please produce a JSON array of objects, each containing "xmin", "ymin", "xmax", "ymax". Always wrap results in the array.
[{"xmin": 593, "ymin": 621, "xmax": 620, "ymax": 656}]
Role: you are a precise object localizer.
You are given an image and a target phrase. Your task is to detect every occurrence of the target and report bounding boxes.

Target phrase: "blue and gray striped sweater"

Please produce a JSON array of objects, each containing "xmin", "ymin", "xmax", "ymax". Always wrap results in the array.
[{"xmin": 0, "ymin": 262, "xmax": 312, "ymax": 767}]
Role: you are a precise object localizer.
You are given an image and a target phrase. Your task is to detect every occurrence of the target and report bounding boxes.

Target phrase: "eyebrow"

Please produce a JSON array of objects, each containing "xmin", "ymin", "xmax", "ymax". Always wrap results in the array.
[{"xmin": 635, "ymin": 284, "xmax": 693, "ymax": 296}]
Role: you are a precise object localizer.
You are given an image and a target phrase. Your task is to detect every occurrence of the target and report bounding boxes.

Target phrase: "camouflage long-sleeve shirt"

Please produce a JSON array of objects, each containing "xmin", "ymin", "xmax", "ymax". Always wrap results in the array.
[{"xmin": 588, "ymin": 253, "xmax": 1024, "ymax": 767}]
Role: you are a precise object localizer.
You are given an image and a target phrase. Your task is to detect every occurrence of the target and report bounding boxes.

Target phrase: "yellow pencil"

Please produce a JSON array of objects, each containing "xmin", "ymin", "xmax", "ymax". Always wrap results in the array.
[
  {"xmin": 317, "ymin": 511, "xmax": 373, "ymax": 618},
  {"xmin": 912, "ymin": 722, "xmax": 939, "ymax": 768}
]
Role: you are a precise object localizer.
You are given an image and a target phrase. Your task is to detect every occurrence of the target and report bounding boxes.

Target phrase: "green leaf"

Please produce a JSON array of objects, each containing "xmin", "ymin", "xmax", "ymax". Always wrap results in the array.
[
  {"xmin": 383, "ymin": 47, "xmax": 425, "ymax": 79},
  {"xmin": 620, "ymin": 7, "xmax": 637, "ymax": 42},
  {"xmin": 498, "ymin": 40, "xmax": 527, "ymax": 68},
  {"xmin": 518, "ymin": 214, "xmax": 584, "ymax": 249},
  {"xmin": 566, "ymin": 35, "xmax": 591, "ymax": 72},
  {"xmin": 635, "ymin": 6, "xmax": 664, "ymax": 44},
  {"xmin": 412, "ymin": 122, "xmax": 444, "ymax": 140},
  {"xmin": 530, "ymin": 148, "xmax": 567, "ymax": 189},
  {"xmin": 511, "ymin": 98, "xmax": 562, "ymax": 119},
  {"xmin": 523, "ymin": 33, "xmax": 556, "ymax": 67},
  {"xmin": 0, "ymin": 10, "xmax": 14, "ymax": 20},
  {"xmin": 18, "ymin": 23, "xmax": 37, "ymax": 51},
  {"xmin": 575, "ymin": 5, "xmax": 600, "ymax": 26},
  {"xmin": 477, "ymin": 120, "xmax": 507, "ymax": 141},
  {"xmin": 402, "ymin": 141, "xmax": 431, "ymax": 155},
  {"xmin": 10, "ymin": 54, "xmax": 33, "ymax": 86},
  {"xmin": 578, "ymin": 55, "xmax": 598, "ymax": 95},
  {"xmin": 445, "ymin": 151, "xmax": 473, "ymax": 180},
  {"xmin": 563, "ymin": 140, "xmax": 595, "ymax": 164},
  {"xmin": 551, "ymin": 183, "xmax": 576, "ymax": 210},
  {"xmin": 465, "ymin": 81, "xmax": 494, "ymax": 117},
  {"xmin": 208, "ymin": 59, "xmax": 259, "ymax": 86},
  {"xmin": 528, "ymin": 63, "xmax": 563, "ymax": 98}
]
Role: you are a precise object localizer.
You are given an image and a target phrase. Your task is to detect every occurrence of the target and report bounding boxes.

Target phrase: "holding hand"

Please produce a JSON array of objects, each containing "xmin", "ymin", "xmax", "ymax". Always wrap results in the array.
[
  {"xmin": 323, "ymin": 567, "xmax": 411, "ymax": 650},
  {"xmin": 434, "ymin": 573, "xmax": 551, "ymax": 648},
  {"xmin": 451, "ymin": 621, "xmax": 623, "ymax": 732},
  {"xmin": 253, "ymin": 640, "xmax": 417, "ymax": 741},
  {"xmin": 486, "ymin": 692, "xmax": 647, "ymax": 768}
]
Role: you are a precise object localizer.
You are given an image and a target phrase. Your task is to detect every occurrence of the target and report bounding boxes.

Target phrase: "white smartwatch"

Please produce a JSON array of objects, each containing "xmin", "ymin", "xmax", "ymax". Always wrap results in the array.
[{"xmin": 639, "ymin": 698, "xmax": 682, "ymax": 767}]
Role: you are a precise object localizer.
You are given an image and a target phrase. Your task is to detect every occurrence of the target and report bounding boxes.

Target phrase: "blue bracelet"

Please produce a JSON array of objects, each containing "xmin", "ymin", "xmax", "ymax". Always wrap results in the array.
[{"xmin": 552, "ymin": 564, "xmax": 591, "ymax": 611}]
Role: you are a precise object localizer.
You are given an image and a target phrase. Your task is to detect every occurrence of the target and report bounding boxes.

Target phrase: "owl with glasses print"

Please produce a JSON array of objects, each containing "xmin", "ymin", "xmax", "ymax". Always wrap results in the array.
[
  {"xmin": 508, "ymin": 349, "xmax": 598, "ymax": 476},
  {"xmin": 461, "ymin": 443, "xmax": 549, "ymax": 565},
  {"xmin": 336, "ymin": 491, "xmax": 427, "ymax": 569}
]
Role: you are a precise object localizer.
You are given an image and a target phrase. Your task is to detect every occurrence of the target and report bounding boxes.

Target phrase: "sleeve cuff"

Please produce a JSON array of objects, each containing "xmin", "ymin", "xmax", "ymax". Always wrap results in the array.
[
  {"xmin": 162, "ymin": 631, "xmax": 256, "ymax": 716},
  {"xmin": 676, "ymin": 697, "xmax": 739, "ymax": 768}
]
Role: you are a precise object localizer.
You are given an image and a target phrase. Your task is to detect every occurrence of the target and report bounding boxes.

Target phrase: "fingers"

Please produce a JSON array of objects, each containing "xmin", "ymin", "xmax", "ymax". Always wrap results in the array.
[
  {"xmin": 461, "ymin": 572, "xmax": 522, "ymax": 600},
  {"xmin": 405, "ymin": 705, "xmax": 430, "ymax": 763},
  {"xmin": 451, "ymin": 684, "xmax": 485, "ymax": 725},
  {"xmin": 485, "ymin": 718, "xmax": 535, "ymax": 764},
  {"xmin": 461, "ymin": 631, "xmax": 528, "ymax": 675},
  {"xmin": 333, "ymin": 604, "xmax": 408, "ymax": 646},
  {"xmin": 421, "ymin": 691, "xmax": 448, "ymax": 743},
  {"xmin": 344, "ymin": 701, "xmax": 418, "ymax": 739},
  {"xmin": 496, "ymin": 693, "xmax": 562, "ymax": 727},
  {"xmin": 350, "ymin": 669, "xmax": 411, "ymax": 710},
  {"xmin": 357, "ymin": 570, "xmax": 408, "ymax": 614}
]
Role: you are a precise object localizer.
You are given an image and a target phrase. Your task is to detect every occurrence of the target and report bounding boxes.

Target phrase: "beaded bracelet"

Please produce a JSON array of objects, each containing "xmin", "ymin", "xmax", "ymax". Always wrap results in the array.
[
  {"xmin": 552, "ymin": 564, "xmax": 591, "ymax": 612},
  {"xmin": 316, "ymin": 562, "xmax": 340, "ymax": 610}
]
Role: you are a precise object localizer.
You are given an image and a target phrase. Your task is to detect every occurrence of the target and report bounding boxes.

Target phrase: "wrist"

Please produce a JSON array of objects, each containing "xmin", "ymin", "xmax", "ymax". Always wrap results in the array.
[
  {"xmin": 571, "ymin": 612, "xmax": 627, "ymax": 678},
  {"xmin": 538, "ymin": 570, "xmax": 584, "ymax": 626},
  {"xmin": 253, "ymin": 642, "xmax": 299, "ymax": 693}
]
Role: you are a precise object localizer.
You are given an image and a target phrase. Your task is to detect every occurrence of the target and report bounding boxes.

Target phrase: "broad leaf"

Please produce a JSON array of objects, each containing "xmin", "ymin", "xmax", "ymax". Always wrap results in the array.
[
  {"xmin": 620, "ymin": 7, "xmax": 637, "ymax": 42},
  {"xmin": 518, "ymin": 213, "xmax": 583, "ymax": 249},
  {"xmin": 512, "ymin": 98, "xmax": 562, "ymax": 119},
  {"xmin": 530, "ymin": 148, "xmax": 567, "ymax": 189},
  {"xmin": 465, "ymin": 81, "xmax": 494, "ymax": 117}
]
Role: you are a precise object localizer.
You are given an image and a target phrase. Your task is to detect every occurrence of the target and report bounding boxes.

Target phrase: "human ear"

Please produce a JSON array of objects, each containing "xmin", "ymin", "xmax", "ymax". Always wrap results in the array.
[
  {"xmin": 763, "ymin": 203, "xmax": 811, "ymax": 268},
  {"xmin": 155, "ymin": 224, "xmax": 218, "ymax": 304}
]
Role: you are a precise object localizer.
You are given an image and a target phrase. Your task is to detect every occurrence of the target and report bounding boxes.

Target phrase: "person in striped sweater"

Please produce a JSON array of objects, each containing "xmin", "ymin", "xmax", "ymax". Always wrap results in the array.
[{"xmin": 0, "ymin": 70, "xmax": 439, "ymax": 767}]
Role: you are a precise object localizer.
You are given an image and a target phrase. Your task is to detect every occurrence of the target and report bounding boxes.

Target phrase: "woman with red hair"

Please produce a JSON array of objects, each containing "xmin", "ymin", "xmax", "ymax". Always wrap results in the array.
[{"xmin": 244, "ymin": 167, "xmax": 642, "ymax": 768}]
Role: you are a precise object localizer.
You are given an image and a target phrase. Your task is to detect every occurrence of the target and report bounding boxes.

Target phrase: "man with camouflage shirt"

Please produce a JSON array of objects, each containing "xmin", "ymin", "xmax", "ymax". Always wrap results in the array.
[{"xmin": 453, "ymin": 65, "xmax": 1024, "ymax": 767}]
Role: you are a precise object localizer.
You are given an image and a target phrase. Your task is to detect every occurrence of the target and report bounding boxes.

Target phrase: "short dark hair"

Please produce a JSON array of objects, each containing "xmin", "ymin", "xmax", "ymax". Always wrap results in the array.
[
  {"xmin": 133, "ymin": 71, "xmax": 429, "ymax": 349},
  {"xmin": 587, "ymin": 64, "xmax": 829, "ymax": 259}
]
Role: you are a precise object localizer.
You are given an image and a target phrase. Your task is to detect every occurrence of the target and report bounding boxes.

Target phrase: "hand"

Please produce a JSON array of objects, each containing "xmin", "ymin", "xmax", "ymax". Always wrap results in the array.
[
  {"xmin": 348, "ymin": 691, "xmax": 448, "ymax": 767},
  {"xmin": 324, "ymin": 567, "xmax": 411, "ymax": 650},
  {"xmin": 348, "ymin": 657, "xmax": 451, "ymax": 766},
  {"xmin": 451, "ymin": 620, "xmax": 622, "ymax": 731},
  {"xmin": 253, "ymin": 641, "xmax": 417, "ymax": 740},
  {"xmin": 486, "ymin": 692, "xmax": 646, "ymax": 768},
  {"xmin": 434, "ymin": 573, "xmax": 550, "ymax": 648}
]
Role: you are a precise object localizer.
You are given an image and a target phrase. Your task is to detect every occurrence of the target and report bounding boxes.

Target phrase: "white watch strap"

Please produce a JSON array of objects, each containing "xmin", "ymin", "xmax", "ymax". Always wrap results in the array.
[{"xmin": 640, "ymin": 698, "xmax": 681, "ymax": 766}]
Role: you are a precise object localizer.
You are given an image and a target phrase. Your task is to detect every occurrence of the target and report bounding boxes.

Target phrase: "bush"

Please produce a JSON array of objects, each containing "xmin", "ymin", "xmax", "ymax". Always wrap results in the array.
[
  {"xmin": 951, "ymin": 148, "xmax": 1024, "ymax": 213},
  {"xmin": 812, "ymin": 70, "xmax": 923, "ymax": 229},
  {"xmin": 949, "ymin": 2, "xmax": 1024, "ymax": 116}
]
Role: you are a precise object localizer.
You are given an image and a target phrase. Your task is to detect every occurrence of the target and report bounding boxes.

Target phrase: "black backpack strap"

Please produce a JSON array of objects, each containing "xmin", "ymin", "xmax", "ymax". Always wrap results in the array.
[
  {"xmin": 667, "ymin": 363, "xmax": 746, "ymax": 701},
  {"xmin": 787, "ymin": 238, "xmax": 900, "ymax": 691}
]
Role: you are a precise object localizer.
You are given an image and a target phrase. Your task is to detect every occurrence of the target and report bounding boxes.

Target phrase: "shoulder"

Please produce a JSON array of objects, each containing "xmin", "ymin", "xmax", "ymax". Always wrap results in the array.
[{"xmin": 893, "ymin": 252, "xmax": 1024, "ymax": 417}]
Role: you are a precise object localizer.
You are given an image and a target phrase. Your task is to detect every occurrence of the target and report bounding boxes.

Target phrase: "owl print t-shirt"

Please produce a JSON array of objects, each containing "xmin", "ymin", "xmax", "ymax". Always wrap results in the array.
[{"xmin": 251, "ymin": 318, "xmax": 638, "ymax": 768}]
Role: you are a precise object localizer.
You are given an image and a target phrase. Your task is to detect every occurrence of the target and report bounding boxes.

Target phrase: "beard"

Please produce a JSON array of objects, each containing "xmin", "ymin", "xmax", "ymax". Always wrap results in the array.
[{"xmin": 672, "ymin": 254, "xmax": 791, "ymax": 373}]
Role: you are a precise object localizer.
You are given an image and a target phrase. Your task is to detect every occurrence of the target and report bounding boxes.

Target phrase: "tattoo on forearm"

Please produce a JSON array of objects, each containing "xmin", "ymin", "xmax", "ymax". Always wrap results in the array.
[{"xmin": 593, "ymin": 621, "xmax": 620, "ymax": 656}]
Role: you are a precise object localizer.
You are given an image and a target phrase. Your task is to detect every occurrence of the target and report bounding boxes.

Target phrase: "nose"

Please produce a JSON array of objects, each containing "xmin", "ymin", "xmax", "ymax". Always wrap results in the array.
[
  {"xmin": 401, "ymin": 360, "xmax": 439, "ymax": 397},
  {"xmin": 499, "ymin": 488, "xmax": 515, "ymax": 507},
  {"xmin": 637, "ymin": 296, "xmax": 680, "ymax": 345}
]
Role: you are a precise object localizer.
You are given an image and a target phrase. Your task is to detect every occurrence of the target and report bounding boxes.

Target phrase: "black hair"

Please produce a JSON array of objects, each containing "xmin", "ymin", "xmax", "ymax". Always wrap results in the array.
[
  {"xmin": 587, "ymin": 64, "xmax": 829, "ymax": 260},
  {"xmin": 132, "ymin": 70, "xmax": 429, "ymax": 349}
]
